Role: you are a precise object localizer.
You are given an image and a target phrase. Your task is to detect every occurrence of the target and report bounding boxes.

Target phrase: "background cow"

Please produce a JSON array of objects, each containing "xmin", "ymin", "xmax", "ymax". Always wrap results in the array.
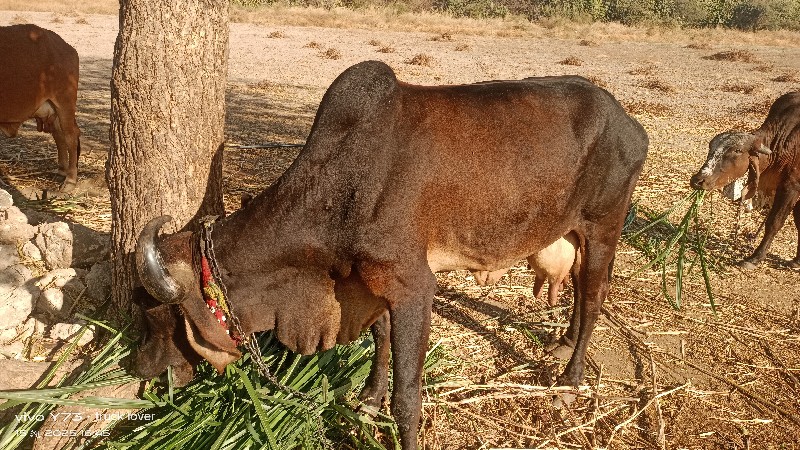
[
  {"xmin": 134, "ymin": 61, "xmax": 648, "ymax": 449},
  {"xmin": 690, "ymin": 92, "xmax": 800, "ymax": 270},
  {"xmin": 0, "ymin": 24, "xmax": 81, "ymax": 191}
]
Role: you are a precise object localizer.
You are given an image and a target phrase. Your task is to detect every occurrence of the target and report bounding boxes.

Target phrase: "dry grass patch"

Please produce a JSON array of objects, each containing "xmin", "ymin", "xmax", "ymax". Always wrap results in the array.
[
  {"xmin": 377, "ymin": 45, "xmax": 395, "ymax": 54},
  {"xmin": 578, "ymin": 39, "xmax": 597, "ymax": 46},
  {"xmin": 772, "ymin": 72, "xmax": 798, "ymax": 83},
  {"xmin": 247, "ymin": 80, "xmax": 274, "ymax": 91},
  {"xmin": 739, "ymin": 98, "xmax": 774, "ymax": 116},
  {"xmin": 75, "ymin": 16, "xmax": 89, "ymax": 25},
  {"xmin": 455, "ymin": 43, "xmax": 470, "ymax": 51},
  {"xmin": 408, "ymin": 53, "xmax": 433, "ymax": 66},
  {"xmin": 640, "ymin": 78, "xmax": 675, "ymax": 93},
  {"xmin": 268, "ymin": 30, "xmax": 285, "ymax": 38},
  {"xmin": 558, "ymin": 56, "xmax": 583, "ymax": 66},
  {"xmin": 628, "ymin": 64, "xmax": 657, "ymax": 76},
  {"xmin": 720, "ymin": 82, "xmax": 759, "ymax": 94},
  {"xmin": 367, "ymin": 39, "xmax": 381, "ymax": 46},
  {"xmin": 704, "ymin": 50, "xmax": 757, "ymax": 63},
  {"xmin": 430, "ymin": 32, "xmax": 454, "ymax": 42},
  {"xmin": 320, "ymin": 47, "xmax": 341, "ymax": 60},
  {"xmin": 303, "ymin": 41, "xmax": 322, "ymax": 49},
  {"xmin": 685, "ymin": 42, "xmax": 712, "ymax": 50},
  {"xmin": 50, "ymin": 14, "xmax": 62, "ymax": 23},
  {"xmin": 11, "ymin": 14, "xmax": 28, "ymax": 24},
  {"xmin": 584, "ymin": 75, "xmax": 608, "ymax": 88},
  {"xmin": 753, "ymin": 64, "xmax": 774, "ymax": 72},
  {"xmin": 622, "ymin": 100, "xmax": 671, "ymax": 116}
]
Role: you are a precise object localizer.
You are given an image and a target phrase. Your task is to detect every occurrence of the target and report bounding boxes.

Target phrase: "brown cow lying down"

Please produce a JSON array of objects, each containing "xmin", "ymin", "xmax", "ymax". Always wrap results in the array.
[
  {"xmin": 471, "ymin": 233, "xmax": 579, "ymax": 306},
  {"xmin": 690, "ymin": 91, "xmax": 800, "ymax": 270},
  {"xmin": 133, "ymin": 61, "xmax": 648, "ymax": 449},
  {"xmin": 0, "ymin": 24, "xmax": 81, "ymax": 191}
]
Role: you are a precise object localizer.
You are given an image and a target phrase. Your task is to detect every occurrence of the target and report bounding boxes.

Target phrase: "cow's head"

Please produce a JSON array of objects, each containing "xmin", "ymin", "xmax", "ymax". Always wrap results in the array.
[
  {"xmin": 689, "ymin": 131, "xmax": 772, "ymax": 199},
  {"xmin": 133, "ymin": 216, "xmax": 241, "ymax": 386}
]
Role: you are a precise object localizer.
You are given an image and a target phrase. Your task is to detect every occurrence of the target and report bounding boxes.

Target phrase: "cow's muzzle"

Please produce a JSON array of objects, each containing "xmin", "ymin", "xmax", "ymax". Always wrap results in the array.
[
  {"xmin": 136, "ymin": 216, "xmax": 185, "ymax": 304},
  {"xmin": 689, "ymin": 172, "xmax": 714, "ymax": 190}
]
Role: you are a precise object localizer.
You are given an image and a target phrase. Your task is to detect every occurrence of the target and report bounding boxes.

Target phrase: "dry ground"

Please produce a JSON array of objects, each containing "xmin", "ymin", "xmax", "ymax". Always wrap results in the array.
[{"xmin": 1, "ymin": 6, "xmax": 800, "ymax": 450}]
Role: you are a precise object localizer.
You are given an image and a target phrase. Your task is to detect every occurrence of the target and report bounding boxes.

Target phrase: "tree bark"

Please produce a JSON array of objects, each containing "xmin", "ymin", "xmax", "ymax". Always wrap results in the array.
[{"xmin": 108, "ymin": 0, "xmax": 229, "ymax": 314}]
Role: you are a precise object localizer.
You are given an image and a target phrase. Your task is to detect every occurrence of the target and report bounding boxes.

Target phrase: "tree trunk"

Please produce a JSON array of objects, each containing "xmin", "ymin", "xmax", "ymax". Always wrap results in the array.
[{"xmin": 108, "ymin": 0, "xmax": 229, "ymax": 315}]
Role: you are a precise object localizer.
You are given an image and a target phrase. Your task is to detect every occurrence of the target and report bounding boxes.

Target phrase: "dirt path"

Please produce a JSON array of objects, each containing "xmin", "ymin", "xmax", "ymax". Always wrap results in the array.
[{"xmin": 1, "ymin": 9, "xmax": 800, "ymax": 449}]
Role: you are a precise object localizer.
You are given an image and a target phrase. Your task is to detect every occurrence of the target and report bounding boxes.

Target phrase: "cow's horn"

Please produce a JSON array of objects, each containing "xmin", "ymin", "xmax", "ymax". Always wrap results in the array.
[
  {"xmin": 756, "ymin": 143, "xmax": 772, "ymax": 155},
  {"xmin": 136, "ymin": 216, "xmax": 185, "ymax": 304}
]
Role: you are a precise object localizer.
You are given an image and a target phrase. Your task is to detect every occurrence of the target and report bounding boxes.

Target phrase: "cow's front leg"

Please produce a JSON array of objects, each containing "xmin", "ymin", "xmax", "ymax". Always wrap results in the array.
[
  {"xmin": 359, "ymin": 310, "xmax": 390, "ymax": 411},
  {"xmin": 557, "ymin": 236, "xmax": 614, "ymax": 387},
  {"xmin": 739, "ymin": 186, "xmax": 798, "ymax": 270},
  {"xmin": 389, "ymin": 283, "xmax": 434, "ymax": 450}
]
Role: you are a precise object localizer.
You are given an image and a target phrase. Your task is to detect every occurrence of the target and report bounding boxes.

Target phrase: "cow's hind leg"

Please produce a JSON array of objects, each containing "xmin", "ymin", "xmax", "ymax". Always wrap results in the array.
[
  {"xmin": 739, "ymin": 186, "xmax": 798, "ymax": 269},
  {"xmin": 789, "ymin": 202, "xmax": 800, "ymax": 269},
  {"xmin": 51, "ymin": 103, "xmax": 80, "ymax": 191},
  {"xmin": 358, "ymin": 310, "xmax": 390, "ymax": 412},
  {"xmin": 557, "ymin": 231, "xmax": 616, "ymax": 387},
  {"xmin": 546, "ymin": 265, "xmax": 581, "ymax": 361}
]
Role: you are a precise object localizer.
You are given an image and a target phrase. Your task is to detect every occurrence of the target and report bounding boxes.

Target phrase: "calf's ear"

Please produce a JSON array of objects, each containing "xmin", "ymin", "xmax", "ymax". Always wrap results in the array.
[{"xmin": 181, "ymin": 300, "xmax": 242, "ymax": 373}]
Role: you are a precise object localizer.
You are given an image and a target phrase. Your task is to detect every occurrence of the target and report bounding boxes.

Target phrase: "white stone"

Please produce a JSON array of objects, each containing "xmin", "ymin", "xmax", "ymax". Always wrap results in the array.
[
  {"xmin": 34, "ymin": 222, "xmax": 73, "ymax": 270},
  {"xmin": 49, "ymin": 322, "xmax": 95, "ymax": 346},
  {"xmin": 36, "ymin": 269, "xmax": 80, "ymax": 290},
  {"xmin": 0, "ymin": 264, "xmax": 32, "ymax": 290},
  {"xmin": 21, "ymin": 241, "xmax": 42, "ymax": 261},
  {"xmin": 0, "ymin": 189, "xmax": 12, "ymax": 211},
  {"xmin": 0, "ymin": 221, "xmax": 36, "ymax": 244},
  {"xmin": 0, "ymin": 340, "xmax": 25, "ymax": 359},
  {"xmin": 0, "ymin": 245, "xmax": 21, "ymax": 272},
  {"xmin": 0, "ymin": 280, "xmax": 41, "ymax": 331},
  {"xmin": 39, "ymin": 289, "xmax": 71, "ymax": 319}
]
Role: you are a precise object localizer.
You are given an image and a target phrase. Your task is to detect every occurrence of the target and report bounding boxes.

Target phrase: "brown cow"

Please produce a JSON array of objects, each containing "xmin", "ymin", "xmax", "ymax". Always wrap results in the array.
[
  {"xmin": 690, "ymin": 92, "xmax": 800, "ymax": 270},
  {"xmin": 0, "ymin": 24, "xmax": 81, "ymax": 191},
  {"xmin": 133, "ymin": 61, "xmax": 648, "ymax": 449}
]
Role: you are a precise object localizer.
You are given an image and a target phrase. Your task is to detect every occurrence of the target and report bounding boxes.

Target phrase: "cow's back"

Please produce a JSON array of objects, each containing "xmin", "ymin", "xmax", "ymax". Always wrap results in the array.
[{"xmin": 0, "ymin": 24, "xmax": 79, "ymax": 121}]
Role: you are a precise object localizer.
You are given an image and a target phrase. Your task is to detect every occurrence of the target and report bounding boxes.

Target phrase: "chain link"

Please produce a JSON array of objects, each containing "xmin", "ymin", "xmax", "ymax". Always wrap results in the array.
[{"xmin": 199, "ymin": 216, "xmax": 333, "ymax": 449}]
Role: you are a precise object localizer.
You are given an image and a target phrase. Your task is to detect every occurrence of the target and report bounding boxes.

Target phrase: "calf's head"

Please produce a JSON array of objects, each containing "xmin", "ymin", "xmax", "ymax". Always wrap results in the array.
[
  {"xmin": 133, "ymin": 216, "xmax": 242, "ymax": 386},
  {"xmin": 690, "ymin": 131, "xmax": 771, "ymax": 198}
]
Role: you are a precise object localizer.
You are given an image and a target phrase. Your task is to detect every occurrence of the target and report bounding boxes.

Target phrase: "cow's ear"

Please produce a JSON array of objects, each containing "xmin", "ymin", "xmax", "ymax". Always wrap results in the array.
[{"xmin": 181, "ymin": 301, "xmax": 241, "ymax": 373}]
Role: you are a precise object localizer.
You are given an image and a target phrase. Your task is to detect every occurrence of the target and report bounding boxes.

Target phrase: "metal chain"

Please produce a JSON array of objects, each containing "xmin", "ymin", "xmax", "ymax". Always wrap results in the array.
[{"xmin": 199, "ymin": 217, "xmax": 333, "ymax": 449}]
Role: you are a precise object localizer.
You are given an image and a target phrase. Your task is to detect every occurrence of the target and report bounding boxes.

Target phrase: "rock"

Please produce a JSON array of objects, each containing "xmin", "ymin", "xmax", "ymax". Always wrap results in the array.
[
  {"xmin": 0, "ymin": 189, "xmax": 11, "ymax": 211},
  {"xmin": 85, "ymin": 261, "xmax": 112, "ymax": 302},
  {"xmin": 49, "ymin": 322, "xmax": 95, "ymax": 346},
  {"xmin": 0, "ymin": 244, "xmax": 21, "ymax": 272},
  {"xmin": 0, "ymin": 327, "xmax": 18, "ymax": 342},
  {"xmin": 71, "ymin": 224, "xmax": 110, "ymax": 268},
  {"xmin": 0, "ymin": 263, "xmax": 32, "ymax": 289},
  {"xmin": 0, "ymin": 340, "xmax": 25, "ymax": 359},
  {"xmin": 0, "ymin": 359, "xmax": 81, "ymax": 391},
  {"xmin": 1, "ymin": 205, "xmax": 28, "ymax": 224},
  {"xmin": 21, "ymin": 241, "xmax": 42, "ymax": 261},
  {"xmin": 37, "ymin": 268, "xmax": 84, "ymax": 289},
  {"xmin": 35, "ymin": 269, "xmax": 86, "ymax": 319},
  {"xmin": 19, "ymin": 317, "xmax": 40, "ymax": 342},
  {"xmin": 34, "ymin": 222, "xmax": 73, "ymax": 270},
  {"xmin": 0, "ymin": 206, "xmax": 36, "ymax": 243},
  {"xmin": 0, "ymin": 279, "xmax": 42, "ymax": 331}
]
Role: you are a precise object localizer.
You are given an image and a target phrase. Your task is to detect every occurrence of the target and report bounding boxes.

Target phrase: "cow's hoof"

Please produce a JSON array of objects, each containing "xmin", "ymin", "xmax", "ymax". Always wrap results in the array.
[
  {"xmin": 58, "ymin": 180, "xmax": 77, "ymax": 193},
  {"xmin": 551, "ymin": 392, "xmax": 577, "ymax": 409},
  {"xmin": 547, "ymin": 344, "xmax": 574, "ymax": 361},
  {"xmin": 736, "ymin": 260, "xmax": 758, "ymax": 271}
]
